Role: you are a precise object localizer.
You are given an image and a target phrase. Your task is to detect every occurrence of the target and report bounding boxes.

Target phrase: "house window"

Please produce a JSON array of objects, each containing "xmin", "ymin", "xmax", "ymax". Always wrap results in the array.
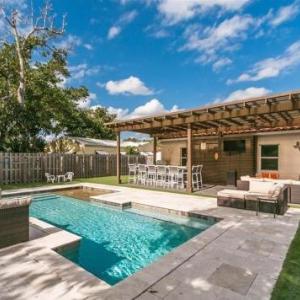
[
  {"xmin": 261, "ymin": 145, "xmax": 279, "ymax": 171},
  {"xmin": 180, "ymin": 148, "xmax": 187, "ymax": 166}
]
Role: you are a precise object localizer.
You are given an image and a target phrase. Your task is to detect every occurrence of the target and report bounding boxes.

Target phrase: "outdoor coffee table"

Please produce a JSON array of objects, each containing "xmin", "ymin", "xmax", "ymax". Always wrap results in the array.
[{"xmin": 56, "ymin": 175, "xmax": 65, "ymax": 182}]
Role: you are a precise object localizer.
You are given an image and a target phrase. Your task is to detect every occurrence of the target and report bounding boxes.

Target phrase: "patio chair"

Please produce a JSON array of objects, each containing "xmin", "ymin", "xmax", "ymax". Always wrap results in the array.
[
  {"xmin": 255, "ymin": 183, "xmax": 285, "ymax": 218},
  {"xmin": 128, "ymin": 164, "xmax": 137, "ymax": 184},
  {"xmin": 177, "ymin": 167, "xmax": 186, "ymax": 189},
  {"xmin": 192, "ymin": 165, "xmax": 200, "ymax": 190},
  {"xmin": 64, "ymin": 172, "xmax": 74, "ymax": 182},
  {"xmin": 156, "ymin": 165, "xmax": 167, "ymax": 188},
  {"xmin": 146, "ymin": 165, "xmax": 157, "ymax": 186},
  {"xmin": 137, "ymin": 164, "xmax": 147, "ymax": 185},
  {"xmin": 45, "ymin": 172, "xmax": 55, "ymax": 183},
  {"xmin": 198, "ymin": 164, "xmax": 203, "ymax": 188},
  {"xmin": 167, "ymin": 166, "xmax": 180, "ymax": 189}
]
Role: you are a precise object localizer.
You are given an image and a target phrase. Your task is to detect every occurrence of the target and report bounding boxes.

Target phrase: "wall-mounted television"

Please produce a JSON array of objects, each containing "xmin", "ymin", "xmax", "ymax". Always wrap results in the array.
[{"xmin": 223, "ymin": 140, "xmax": 246, "ymax": 153}]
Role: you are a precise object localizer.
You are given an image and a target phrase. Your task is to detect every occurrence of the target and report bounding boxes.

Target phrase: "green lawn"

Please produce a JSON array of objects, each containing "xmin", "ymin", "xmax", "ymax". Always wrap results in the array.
[
  {"xmin": 0, "ymin": 176, "xmax": 128, "ymax": 191},
  {"xmin": 0, "ymin": 175, "xmax": 212, "ymax": 197},
  {"xmin": 271, "ymin": 225, "xmax": 300, "ymax": 300}
]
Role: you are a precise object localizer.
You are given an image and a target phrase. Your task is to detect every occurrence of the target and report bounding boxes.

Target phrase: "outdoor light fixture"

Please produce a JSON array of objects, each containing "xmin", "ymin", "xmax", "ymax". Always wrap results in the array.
[{"xmin": 214, "ymin": 152, "xmax": 219, "ymax": 160}]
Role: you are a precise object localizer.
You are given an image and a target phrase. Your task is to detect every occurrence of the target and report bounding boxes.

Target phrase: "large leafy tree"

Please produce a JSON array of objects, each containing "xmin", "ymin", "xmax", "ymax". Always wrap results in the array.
[{"xmin": 0, "ymin": 2, "xmax": 115, "ymax": 152}]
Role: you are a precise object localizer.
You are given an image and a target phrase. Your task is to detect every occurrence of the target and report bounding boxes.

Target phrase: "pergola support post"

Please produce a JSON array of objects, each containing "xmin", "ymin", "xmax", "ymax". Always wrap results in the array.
[
  {"xmin": 187, "ymin": 124, "xmax": 193, "ymax": 193},
  {"xmin": 116, "ymin": 131, "xmax": 121, "ymax": 184},
  {"xmin": 153, "ymin": 137, "xmax": 157, "ymax": 165}
]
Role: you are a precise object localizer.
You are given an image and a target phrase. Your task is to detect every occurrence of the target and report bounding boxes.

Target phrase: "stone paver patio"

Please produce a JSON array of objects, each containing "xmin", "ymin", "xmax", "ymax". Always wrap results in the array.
[{"xmin": 1, "ymin": 183, "xmax": 299, "ymax": 300}]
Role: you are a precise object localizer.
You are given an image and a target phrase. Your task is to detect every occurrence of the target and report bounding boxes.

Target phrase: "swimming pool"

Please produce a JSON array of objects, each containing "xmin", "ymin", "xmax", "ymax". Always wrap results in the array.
[{"xmin": 30, "ymin": 194, "xmax": 213, "ymax": 285}]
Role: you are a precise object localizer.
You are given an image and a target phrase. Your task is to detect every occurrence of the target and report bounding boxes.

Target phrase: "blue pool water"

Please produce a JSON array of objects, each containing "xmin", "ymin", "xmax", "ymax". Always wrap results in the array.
[{"xmin": 30, "ymin": 194, "xmax": 212, "ymax": 285}]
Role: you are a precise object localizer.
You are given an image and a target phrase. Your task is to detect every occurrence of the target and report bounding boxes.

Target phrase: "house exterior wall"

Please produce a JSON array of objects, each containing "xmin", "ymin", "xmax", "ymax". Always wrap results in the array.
[
  {"xmin": 160, "ymin": 136, "xmax": 256, "ymax": 184},
  {"xmin": 193, "ymin": 136, "xmax": 255, "ymax": 185},
  {"xmin": 160, "ymin": 140, "xmax": 187, "ymax": 165},
  {"xmin": 79, "ymin": 145, "xmax": 117, "ymax": 154},
  {"xmin": 257, "ymin": 132, "xmax": 300, "ymax": 179},
  {"xmin": 46, "ymin": 140, "xmax": 144, "ymax": 154}
]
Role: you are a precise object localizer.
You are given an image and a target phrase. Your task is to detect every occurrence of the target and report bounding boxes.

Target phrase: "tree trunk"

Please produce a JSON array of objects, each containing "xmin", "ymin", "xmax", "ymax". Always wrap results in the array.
[{"xmin": 12, "ymin": 25, "xmax": 25, "ymax": 106}]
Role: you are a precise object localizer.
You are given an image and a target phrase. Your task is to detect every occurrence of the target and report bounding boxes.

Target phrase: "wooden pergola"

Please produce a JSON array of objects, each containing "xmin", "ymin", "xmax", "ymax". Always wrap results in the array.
[{"xmin": 106, "ymin": 90, "xmax": 300, "ymax": 192}]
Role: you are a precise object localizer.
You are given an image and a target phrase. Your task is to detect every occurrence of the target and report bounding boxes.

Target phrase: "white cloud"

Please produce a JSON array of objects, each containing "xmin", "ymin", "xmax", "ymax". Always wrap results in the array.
[
  {"xmin": 130, "ymin": 98, "xmax": 166, "ymax": 118},
  {"xmin": 157, "ymin": 0, "xmax": 251, "ymax": 24},
  {"xmin": 103, "ymin": 98, "xmax": 181, "ymax": 120},
  {"xmin": 55, "ymin": 36, "xmax": 94, "ymax": 51},
  {"xmin": 183, "ymin": 15, "xmax": 253, "ymax": 64},
  {"xmin": 55, "ymin": 35, "xmax": 81, "ymax": 50},
  {"xmin": 77, "ymin": 93, "xmax": 97, "ymax": 109},
  {"xmin": 107, "ymin": 10, "xmax": 138, "ymax": 40},
  {"xmin": 107, "ymin": 106, "xmax": 130, "ymax": 119},
  {"xmin": 145, "ymin": 24, "xmax": 170, "ymax": 39},
  {"xmin": 58, "ymin": 64, "xmax": 101, "ymax": 86},
  {"xmin": 0, "ymin": 1, "xmax": 28, "ymax": 35},
  {"xmin": 213, "ymin": 57, "xmax": 232, "ymax": 71},
  {"xmin": 96, "ymin": 82, "xmax": 105, "ymax": 88},
  {"xmin": 230, "ymin": 40, "xmax": 300, "ymax": 83},
  {"xmin": 107, "ymin": 26, "xmax": 122, "ymax": 40},
  {"xmin": 69, "ymin": 64, "xmax": 101, "ymax": 80},
  {"xmin": 1, "ymin": 0, "xmax": 27, "ymax": 9},
  {"xmin": 119, "ymin": 10, "xmax": 138, "ymax": 23},
  {"xmin": 83, "ymin": 43, "xmax": 93, "ymax": 50},
  {"xmin": 152, "ymin": 28, "xmax": 170, "ymax": 38},
  {"xmin": 221, "ymin": 87, "xmax": 271, "ymax": 103},
  {"xmin": 56, "ymin": 73, "xmax": 67, "ymax": 88},
  {"xmin": 105, "ymin": 76, "xmax": 154, "ymax": 96},
  {"xmin": 270, "ymin": 1, "xmax": 300, "ymax": 27}
]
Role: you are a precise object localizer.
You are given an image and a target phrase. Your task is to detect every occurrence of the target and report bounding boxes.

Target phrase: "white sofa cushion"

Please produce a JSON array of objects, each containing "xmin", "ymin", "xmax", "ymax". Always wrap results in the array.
[
  {"xmin": 269, "ymin": 183, "xmax": 285, "ymax": 198},
  {"xmin": 217, "ymin": 190, "xmax": 248, "ymax": 200},
  {"xmin": 245, "ymin": 192, "xmax": 269, "ymax": 200},
  {"xmin": 241, "ymin": 176, "xmax": 293, "ymax": 186},
  {"xmin": 0, "ymin": 197, "xmax": 32, "ymax": 209},
  {"xmin": 249, "ymin": 181, "xmax": 275, "ymax": 194}
]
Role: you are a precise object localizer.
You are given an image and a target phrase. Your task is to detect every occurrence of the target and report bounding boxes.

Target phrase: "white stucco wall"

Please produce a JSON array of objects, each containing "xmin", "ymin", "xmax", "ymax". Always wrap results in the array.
[{"xmin": 257, "ymin": 132, "xmax": 300, "ymax": 179}]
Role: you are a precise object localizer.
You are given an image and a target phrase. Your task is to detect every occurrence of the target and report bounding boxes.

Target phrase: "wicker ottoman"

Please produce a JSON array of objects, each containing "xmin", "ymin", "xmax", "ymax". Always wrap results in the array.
[{"xmin": 0, "ymin": 197, "xmax": 32, "ymax": 249}]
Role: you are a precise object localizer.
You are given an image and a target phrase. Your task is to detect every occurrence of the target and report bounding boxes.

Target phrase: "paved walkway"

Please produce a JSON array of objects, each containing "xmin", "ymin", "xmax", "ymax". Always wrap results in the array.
[{"xmin": 1, "ymin": 183, "xmax": 299, "ymax": 300}]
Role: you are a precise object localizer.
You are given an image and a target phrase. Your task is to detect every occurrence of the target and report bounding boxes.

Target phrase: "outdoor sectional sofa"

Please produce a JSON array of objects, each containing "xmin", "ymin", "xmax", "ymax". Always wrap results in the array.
[
  {"xmin": 237, "ymin": 176, "xmax": 300, "ymax": 204},
  {"xmin": 217, "ymin": 179, "xmax": 289, "ymax": 216},
  {"xmin": 0, "ymin": 195, "xmax": 32, "ymax": 249}
]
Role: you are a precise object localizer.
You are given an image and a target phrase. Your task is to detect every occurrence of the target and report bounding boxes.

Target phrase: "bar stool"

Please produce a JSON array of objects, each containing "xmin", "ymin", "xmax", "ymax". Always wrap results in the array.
[
  {"xmin": 156, "ymin": 165, "xmax": 167, "ymax": 188},
  {"xmin": 128, "ymin": 164, "xmax": 137, "ymax": 184},
  {"xmin": 146, "ymin": 165, "xmax": 157, "ymax": 186},
  {"xmin": 192, "ymin": 165, "xmax": 200, "ymax": 190},
  {"xmin": 198, "ymin": 164, "xmax": 203, "ymax": 188},
  {"xmin": 177, "ymin": 167, "xmax": 186, "ymax": 189},
  {"xmin": 137, "ymin": 164, "xmax": 147, "ymax": 185},
  {"xmin": 167, "ymin": 166, "xmax": 180, "ymax": 189}
]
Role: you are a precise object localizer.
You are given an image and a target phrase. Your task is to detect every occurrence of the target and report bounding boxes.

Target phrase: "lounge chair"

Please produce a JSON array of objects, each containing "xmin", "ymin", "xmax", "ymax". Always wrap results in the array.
[
  {"xmin": 64, "ymin": 172, "xmax": 74, "ymax": 182},
  {"xmin": 45, "ymin": 172, "xmax": 55, "ymax": 183}
]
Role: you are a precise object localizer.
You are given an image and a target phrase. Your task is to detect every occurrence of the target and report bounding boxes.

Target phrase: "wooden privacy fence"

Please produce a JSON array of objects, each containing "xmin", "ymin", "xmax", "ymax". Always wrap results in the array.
[{"xmin": 0, "ymin": 153, "xmax": 146, "ymax": 185}]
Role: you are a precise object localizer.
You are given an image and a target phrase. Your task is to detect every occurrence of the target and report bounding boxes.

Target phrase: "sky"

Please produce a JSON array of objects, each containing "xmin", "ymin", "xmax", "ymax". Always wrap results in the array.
[{"xmin": 2, "ymin": 0, "xmax": 300, "ymax": 137}]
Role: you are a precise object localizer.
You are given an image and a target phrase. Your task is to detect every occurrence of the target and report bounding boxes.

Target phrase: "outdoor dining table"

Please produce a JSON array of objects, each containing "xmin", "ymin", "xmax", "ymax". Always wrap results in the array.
[{"xmin": 56, "ymin": 175, "xmax": 66, "ymax": 182}]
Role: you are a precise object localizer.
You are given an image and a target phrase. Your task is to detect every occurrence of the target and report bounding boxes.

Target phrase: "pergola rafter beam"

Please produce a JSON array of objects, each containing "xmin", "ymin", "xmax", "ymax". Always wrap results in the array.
[{"xmin": 106, "ymin": 90, "xmax": 300, "ymax": 137}]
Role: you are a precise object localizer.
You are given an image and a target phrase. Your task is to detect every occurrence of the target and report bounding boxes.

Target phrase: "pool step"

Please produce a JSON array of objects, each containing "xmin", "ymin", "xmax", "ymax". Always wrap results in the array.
[
  {"xmin": 90, "ymin": 196, "xmax": 131, "ymax": 209},
  {"xmin": 125, "ymin": 208, "xmax": 212, "ymax": 230}
]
